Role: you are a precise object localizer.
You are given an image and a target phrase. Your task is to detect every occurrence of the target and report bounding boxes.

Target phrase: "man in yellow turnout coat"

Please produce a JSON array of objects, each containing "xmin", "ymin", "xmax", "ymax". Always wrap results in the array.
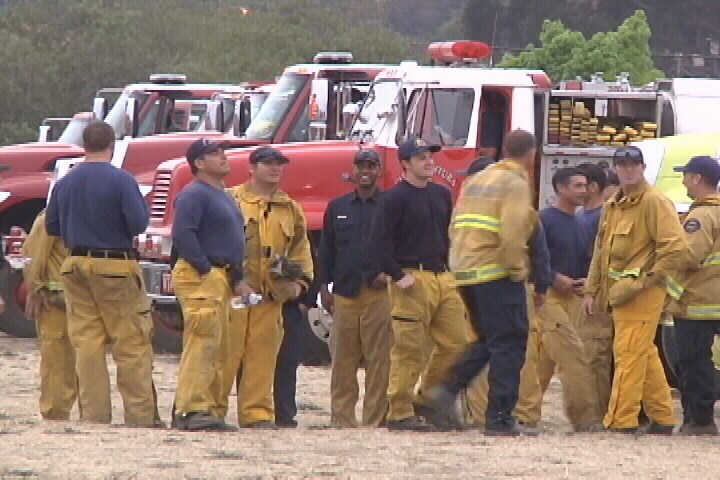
[
  {"xmin": 666, "ymin": 155, "xmax": 720, "ymax": 436},
  {"xmin": 222, "ymin": 146, "xmax": 313, "ymax": 428},
  {"xmin": 582, "ymin": 146, "xmax": 689, "ymax": 433}
]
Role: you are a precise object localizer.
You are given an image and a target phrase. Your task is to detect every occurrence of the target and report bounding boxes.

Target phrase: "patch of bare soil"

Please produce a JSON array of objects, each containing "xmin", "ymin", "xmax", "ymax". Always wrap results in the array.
[{"xmin": 0, "ymin": 333, "xmax": 717, "ymax": 479}]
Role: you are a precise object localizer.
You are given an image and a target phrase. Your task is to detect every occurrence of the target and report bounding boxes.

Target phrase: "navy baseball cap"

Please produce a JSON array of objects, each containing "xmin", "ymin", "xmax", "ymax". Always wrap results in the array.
[
  {"xmin": 612, "ymin": 145, "xmax": 644, "ymax": 165},
  {"xmin": 354, "ymin": 149, "xmax": 380, "ymax": 165},
  {"xmin": 186, "ymin": 138, "xmax": 227, "ymax": 164},
  {"xmin": 398, "ymin": 136, "xmax": 440, "ymax": 161},
  {"xmin": 673, "ymin": 155, "xmax": 720, "ymax": 184}
]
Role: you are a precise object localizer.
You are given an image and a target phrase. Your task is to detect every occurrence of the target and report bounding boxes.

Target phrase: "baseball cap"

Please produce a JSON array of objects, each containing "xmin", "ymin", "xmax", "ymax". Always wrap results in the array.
[
  {"xmin": 458, "ymin": 156, "xmax": 495, "ymax": 176},
  {"xmin": 398, "ymin": 136, "xmax": 440, "ymax": 161},
  {"xmin": 186, "ymin": 138, "xmax": 227, "ymax": 164},
  {"xmin": 673, "ymin": 155, "xmax": 720, "ymax": 184},
  {"xmin": 354, "ymin": 149, "xmax": 380, "ymax": 165},
  {"xmin": 249, "ymin": 146, "xmax": 289, "ymax": 165},
  {"xmin": 612, "ymin": 145, "xmax": 644, "ymax": 165}
]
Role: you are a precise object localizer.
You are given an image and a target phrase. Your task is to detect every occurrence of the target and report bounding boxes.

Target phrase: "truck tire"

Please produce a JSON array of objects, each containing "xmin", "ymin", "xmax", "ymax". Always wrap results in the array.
[
  {"xmin": 301, "ymin": 307, "xmax": 331, "ymax": 366},
  {"xmin": 0, "ymin": 266, "xmax": 36, "ymax": 338},
  {"xmin": 151, "ymin": 304, "xmax": 183, "ymax": 354}
]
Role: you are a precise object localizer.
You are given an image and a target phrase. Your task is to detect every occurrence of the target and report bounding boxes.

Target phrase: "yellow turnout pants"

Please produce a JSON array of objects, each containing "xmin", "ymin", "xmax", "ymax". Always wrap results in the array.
[
  {"xmin": 37, "ymin": 303, "xmax": 77, "ymax": 420},
  {"xmin": 387, "ymin": 270, "xmax": 469, "ymax": 421},
  {"xmin": 604, "ymin": 286, "xmax": 675, "ymax": 429},
  {"xmin": 330, "ymin": 286, "xmax": 391, "ymax": 427},
  {"xmin": 172, "ymin": 259, "xmax": 232, "ymax": 416},
  {"xmin": 60, "ymin": 256, "xmax": 156, "ymax": 426}
]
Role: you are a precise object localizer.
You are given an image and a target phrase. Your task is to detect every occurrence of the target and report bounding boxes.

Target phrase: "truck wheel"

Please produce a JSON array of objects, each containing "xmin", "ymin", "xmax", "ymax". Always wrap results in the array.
[
  {"xmin": 658, "ymin": 323, "xmax": 680, "ymax": 388},
  {"xmin": 0, "ymin": 266, "xmax": 36, "ymax": 338},
  {"xmin": 150, "ymin": 304, "xmax": 183, "ymax": 354},
  {"xmin": 301, "ymin": 307, "xmax": 331, "ymax": 366}
]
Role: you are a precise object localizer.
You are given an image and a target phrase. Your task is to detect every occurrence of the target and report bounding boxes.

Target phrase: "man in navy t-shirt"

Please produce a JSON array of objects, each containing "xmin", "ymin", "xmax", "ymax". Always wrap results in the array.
[{"xmin": 535, "ymin": 167, "xmax": 602, "ymax": 431}]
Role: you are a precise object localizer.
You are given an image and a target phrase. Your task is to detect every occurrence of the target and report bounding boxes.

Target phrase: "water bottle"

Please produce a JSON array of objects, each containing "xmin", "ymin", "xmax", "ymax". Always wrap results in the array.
[{"xmin": 230, "ymin": 293, "xmax": 263, "ymax": 309}]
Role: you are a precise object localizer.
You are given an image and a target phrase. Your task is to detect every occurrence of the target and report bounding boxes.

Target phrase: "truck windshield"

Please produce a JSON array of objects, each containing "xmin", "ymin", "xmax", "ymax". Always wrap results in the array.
[
  {"xmin": 350, "ymin": 79, "xmax": 402, "ymax": 142},
  {"xmin": 56, "ymin": 117, "xmax": 91, "ymax": 145},
  {"xmin": 244, "ymin": 73, "xmax": 308, "ymax": 141}
]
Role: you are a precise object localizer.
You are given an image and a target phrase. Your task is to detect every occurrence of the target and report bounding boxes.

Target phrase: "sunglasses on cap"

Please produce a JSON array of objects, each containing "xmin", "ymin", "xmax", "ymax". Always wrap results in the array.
[{"xmin": 612, "ymin": 146, "xmax": 644, "ymax": 165}]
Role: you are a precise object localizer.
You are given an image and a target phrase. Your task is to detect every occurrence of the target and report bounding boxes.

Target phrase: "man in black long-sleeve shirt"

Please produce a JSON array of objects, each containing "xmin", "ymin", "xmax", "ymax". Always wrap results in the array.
[
  {"xmin": 170, "ymin": 138, "xmax": 245, "ymax": 432},
  {"xmin": 318, "ymin": 149, "xmax": 391, "ymax": 428},
  {"xmin": 45, "ymin": 121, "xmax": 156, "ymax": 427},
  {"xmin": 370, "ymin": 137, "xmax": 470, "ymax": 432}
]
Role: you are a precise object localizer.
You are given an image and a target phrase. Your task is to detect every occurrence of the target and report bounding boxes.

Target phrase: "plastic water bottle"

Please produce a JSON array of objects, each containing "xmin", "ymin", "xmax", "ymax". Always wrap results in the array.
[{"xmin": 230, "ymin": 293, "xmax": 263, "ymax": 309}]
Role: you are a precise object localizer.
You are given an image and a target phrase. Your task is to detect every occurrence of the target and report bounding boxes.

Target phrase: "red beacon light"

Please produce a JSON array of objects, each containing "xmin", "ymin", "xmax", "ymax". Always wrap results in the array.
[{"xmin": 427, "ymin": 41, "xmax": 493, "ymax": 65}]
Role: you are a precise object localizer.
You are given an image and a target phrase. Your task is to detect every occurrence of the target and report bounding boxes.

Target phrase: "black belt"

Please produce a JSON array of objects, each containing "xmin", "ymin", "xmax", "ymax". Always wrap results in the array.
[
  {"xmin": 208, "ymin": 258, "xmax": 238, "ymax": 272},
  {"xmin": 70, "ymin": 248, "xmax": 137, "ymax": 260},
  {"xmin": 399, "ymin": 262, "xmax": 449, "ymax": 273}
]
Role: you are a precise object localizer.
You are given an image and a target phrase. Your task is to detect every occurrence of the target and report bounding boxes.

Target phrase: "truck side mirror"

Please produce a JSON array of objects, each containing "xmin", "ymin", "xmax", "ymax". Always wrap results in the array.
[
  {"xmin": 125, "ymin": 97, "xmax": 138, "ymax": 137},
  {"xmin": 92, "ymin": 97, "xmax": 108, "ymax": 121},
  {"xmin": 235, "ymin": 98, "xmax": 253, "ymax": 136},
  {"xmin": 204, "ymin": 100, "xmax": 223, "ymax": 131},
  {"xmin": 38, "ymin": 125, "xmax": 51, "ymax": 142}
]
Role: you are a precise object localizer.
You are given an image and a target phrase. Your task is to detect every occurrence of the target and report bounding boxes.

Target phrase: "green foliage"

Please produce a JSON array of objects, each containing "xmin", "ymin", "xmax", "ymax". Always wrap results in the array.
[
  {"xmin": 499, "ymin": 10, "xmax": 663, "ymax": 85},
  {"xmin": 0, "ymin": 0, "xmax": 411, "ymax": 146}
]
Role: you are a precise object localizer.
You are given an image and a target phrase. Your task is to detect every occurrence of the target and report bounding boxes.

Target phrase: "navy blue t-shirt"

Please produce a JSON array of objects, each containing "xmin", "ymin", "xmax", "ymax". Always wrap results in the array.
[
  {"xmin": 539, "ymin": 207, "xmax": 591, "ymax": 280},
  {"xmin": 46, "ymin": 162, "xmax": 149, "ymax": 249},
  {"xmin": 172, "ymin": 180, "xmax": 245, "ymax": 276},
  {"xmin": 576, "ymin": 206, "xmax": 602, "ymax": 276}
]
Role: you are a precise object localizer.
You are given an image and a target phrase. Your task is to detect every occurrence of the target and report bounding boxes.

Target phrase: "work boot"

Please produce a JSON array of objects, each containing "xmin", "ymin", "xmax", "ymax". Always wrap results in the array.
[
  {"xmin": 424, "ymin": 386, "xmax": 464, "ymax": 430},
  {"xmin": 680, "ymin": 422, "xmax": 718, "ymax": 436},
  {"xmin": 244, "ymin": 420, "xmax": 278, "ymax": 430},
  {"xmin": 387, "ymin": 416, "xmax": 437, "ymax": 432},
  {"xmin": 275, "ymin": 419, "xmax": 298, "ymax": 429},
  {"xmin": 485, "ymin": 417, "xmax": 539, "ymax": 437},
  {"xmin": 173, "ymin": 412, "xmax": 237, "ymax": 432},
  {"xmin": 641, "ymin": 422, "xmax": 674, "ymax": 435}
]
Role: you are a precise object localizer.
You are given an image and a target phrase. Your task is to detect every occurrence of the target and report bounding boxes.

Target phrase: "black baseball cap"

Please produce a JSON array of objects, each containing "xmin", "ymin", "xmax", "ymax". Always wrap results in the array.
[
  {"xmin": 249, "ymin": 146, "xmax": 289, "ymax": 165},
  {"xmin": 186, "ymin": 138, "xmax": 228, "ymax": 164},
  {"xmin": 354, "ymin": 149, "xmax": 380, "ymax": 165},
  {"xmin": 398, "ymin": 136, "xmax": 440, "ymax": 161},
  {"xmin": 673, "ymin": 155, "xmax": 720, "ymax": 185},
  {"xmin": 458, "ymin": 156, "xmax": 495, "ymax": 176},
  {"xmin": 612, "ymin": 145, "xmax": 644, "ymax": 165}
]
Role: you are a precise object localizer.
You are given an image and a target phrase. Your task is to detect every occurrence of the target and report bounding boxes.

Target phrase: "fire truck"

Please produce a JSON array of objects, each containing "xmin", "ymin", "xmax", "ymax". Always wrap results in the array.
[
  {"xmin": 137, "ymin": 41, "xmax": 720, "ymax": 365},
  {"xmin": 0, "ymin": 74, "xmax": 237, "ymax": 234},
  {"xmin": 0, "ymin": 54, "xmax": 392, "ymax": 346}
]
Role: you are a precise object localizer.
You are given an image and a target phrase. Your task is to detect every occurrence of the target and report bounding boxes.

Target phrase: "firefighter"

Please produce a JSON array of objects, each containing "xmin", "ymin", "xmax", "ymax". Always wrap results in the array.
[
  {"xmin": 46, "ymin": 121, "xmax": 157, "ymax": 427},
  {"xmin": 666, "ymin": 155, "xmax": 720, "ymax": 436},
  {"xmin": 369, "ymin": 136, "xmax": 469, "ymax": 432},
  {"xmin": 318, "ymin": 149, "xmax": 391, "ymax": 428},
  {"xmin": 582, "ymin": 145, "xmax": 689, "ymax": 434},
  {"xmin": 533, "ymin": 167, "xmax": 601, "ymax": 431},
  {"xmin": 575, "ymin": 163, "xmax": 615, "ymax": 416},
  {"xmin": 23, "ymin": 209, "xmax": 77, "ymax": 420},
  {"xmin": 428, "ymin": 129, "xmax": 538, "ymax": 436},
  {"xmin": 170, "ymin": 138, "xmax": 245, "ymax": 431},
  {"xmin": 221, "ymin": 146, "xmax": 313, "ymax": 428}
]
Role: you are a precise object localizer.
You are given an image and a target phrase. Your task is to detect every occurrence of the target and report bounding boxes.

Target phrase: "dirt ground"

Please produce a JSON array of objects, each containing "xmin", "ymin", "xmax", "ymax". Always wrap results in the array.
[{"xmin": 0, "ymin": 333, "xmax": 718, "ymax": 480}]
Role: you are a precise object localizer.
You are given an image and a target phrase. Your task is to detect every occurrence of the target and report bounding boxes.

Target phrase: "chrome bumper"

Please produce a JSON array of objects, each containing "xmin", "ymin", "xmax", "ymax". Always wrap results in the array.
[{"xmin": 138, "ymin": 261, "xmax": 178, "ymax": 305}]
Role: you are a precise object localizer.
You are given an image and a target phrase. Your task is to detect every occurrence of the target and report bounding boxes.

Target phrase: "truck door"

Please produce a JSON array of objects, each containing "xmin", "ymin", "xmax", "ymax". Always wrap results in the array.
[{"xmin": 404, "ymin": 86, "xmax": 477, "ymax": 195}]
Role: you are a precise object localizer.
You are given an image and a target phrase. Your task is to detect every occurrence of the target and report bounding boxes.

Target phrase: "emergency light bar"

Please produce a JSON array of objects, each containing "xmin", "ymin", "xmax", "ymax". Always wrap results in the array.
[
  {"xmin": 427, "ymin": 41, "xmax": 492, "ymax": 64},
  {"xmin": 149, "ymin": 74, "xmax": 187, "ymax": 85},
  {"xmin": 313, "ymin": 52, "xmax": 353, "ymax": 65}
]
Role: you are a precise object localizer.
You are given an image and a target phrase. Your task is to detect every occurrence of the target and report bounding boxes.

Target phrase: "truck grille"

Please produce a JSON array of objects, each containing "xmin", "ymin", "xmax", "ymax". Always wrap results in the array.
[{"xmin": 150, "ymin": 169, "xmax": 173, "ymax": 221}]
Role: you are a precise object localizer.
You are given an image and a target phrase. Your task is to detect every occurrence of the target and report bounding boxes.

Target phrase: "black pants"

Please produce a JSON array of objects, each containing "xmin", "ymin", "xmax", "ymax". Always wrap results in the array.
[
  {"xmin": 273, "ymin": 301, "xmax": 304, "ymax": 425},
  {"xmin": 674, "ymin": 318, "xmax": 720, "ymax": 426},
  {"xmin": 447, "ymin": 279, "xmax": 528, "ymax": 425}
]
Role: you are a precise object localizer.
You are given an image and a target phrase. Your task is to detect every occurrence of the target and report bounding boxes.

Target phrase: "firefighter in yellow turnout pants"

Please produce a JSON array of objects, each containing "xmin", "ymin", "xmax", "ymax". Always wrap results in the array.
[
  {"xmin": 23, "ymin": 210, "xmax": 77, "ymax": 420},
  {"xmin": 46, "ymin": 122, "xmax": 157, "ymax": 426},
  {"xmin": 222, "ymin": 146, "xmax": 313, "ymax": 428},
  {"xmin": 583, "ymin": 146, "xmax": 689, "ymax": 433},
  {"xmin": 666, "ymin": 155, "xmax": 720, "ymax": 436},
  {"xmin": 171, "ymin": 138, "xmax": 245, "ymax": 432}
]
